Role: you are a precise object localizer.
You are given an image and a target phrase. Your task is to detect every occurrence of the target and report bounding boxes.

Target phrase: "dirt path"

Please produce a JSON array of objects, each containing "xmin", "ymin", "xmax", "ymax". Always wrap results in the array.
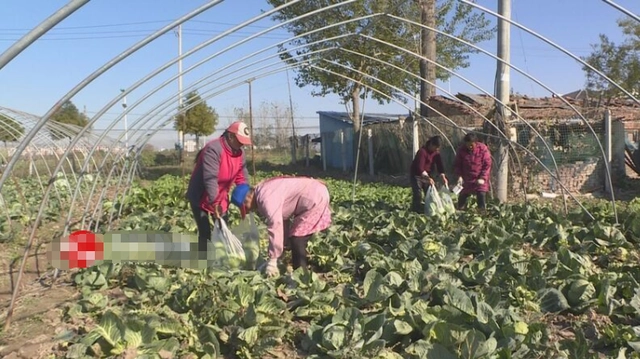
[{"xmin": 0, "ymin": 237, "xmax": 79, "ymax": 359}]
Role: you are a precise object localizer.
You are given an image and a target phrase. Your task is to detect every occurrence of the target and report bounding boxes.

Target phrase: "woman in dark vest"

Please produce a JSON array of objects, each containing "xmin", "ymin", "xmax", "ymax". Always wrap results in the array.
[{"xmin": 186, "ymin": 121, "xmax": 251, "ymax": 254}]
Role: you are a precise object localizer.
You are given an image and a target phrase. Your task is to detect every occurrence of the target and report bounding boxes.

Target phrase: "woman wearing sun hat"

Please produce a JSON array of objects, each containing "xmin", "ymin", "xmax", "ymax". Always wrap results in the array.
[
  {"xmin": 186, "ymin": 120, "xmax": 252, "ymax": 254},
  {"xmin": 229, "ymin": 176, "xmax": 332, "ymax": 277}
]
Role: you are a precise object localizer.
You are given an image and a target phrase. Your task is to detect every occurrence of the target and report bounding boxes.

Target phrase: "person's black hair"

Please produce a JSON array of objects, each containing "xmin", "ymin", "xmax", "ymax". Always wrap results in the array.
[
  {"xmin": 425, "ymin": 135, "xmax": 442, "ymax": 148},
  {"xmin": 464, "ymin": 133, "xmax": 479, "ymax": 143}
]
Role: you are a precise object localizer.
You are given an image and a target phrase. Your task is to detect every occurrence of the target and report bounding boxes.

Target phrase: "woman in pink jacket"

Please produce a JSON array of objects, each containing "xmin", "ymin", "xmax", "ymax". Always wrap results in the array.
[
  {"xmin": 453, "ymin": 133, "xmax": 492, "ymax": 210},
  {"xmin": 229, "ymin": 176, "xmax": 332, "ymax": 277}
]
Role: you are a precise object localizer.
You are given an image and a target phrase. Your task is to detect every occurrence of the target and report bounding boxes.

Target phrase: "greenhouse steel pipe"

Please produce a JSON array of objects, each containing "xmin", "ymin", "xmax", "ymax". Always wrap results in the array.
[
  {"xmin": 3, "ymin": 0, "xmax": 231, "ymax": 331},
  {"xmin": 0, "ymin": 0, "xmax": 89, "ymax": 71},
  {"xmin": 310, "ymin": 63, "xmax": 595, "ymax": 220},
  {"xmin": 602, "ymin": 0, "xmax": 640, "ymax": 23},
  {"xmin": 351, "ymin": 89, "xmax": 370, "ymax": 202},
  {"xmin": 106, "ymin": 152, "xmax": 135, "ymax": 230},
  {"xmin": 86, "ymin": 155, "xmax": 126, "ymax": 230}
]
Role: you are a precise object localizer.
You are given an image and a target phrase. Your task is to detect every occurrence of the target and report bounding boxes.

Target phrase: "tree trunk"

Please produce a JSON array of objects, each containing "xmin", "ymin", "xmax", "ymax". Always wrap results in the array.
[
  {"xmin": 419, "ymin": 0, "xmax": 437, "ymax": 118},
  {"xmin": 351, "ymin": 85, "xmax": 362, "ymax": 171},
  {"xmin": 195, "ymin": 134, "xmax": 200, "ymax": 151}
]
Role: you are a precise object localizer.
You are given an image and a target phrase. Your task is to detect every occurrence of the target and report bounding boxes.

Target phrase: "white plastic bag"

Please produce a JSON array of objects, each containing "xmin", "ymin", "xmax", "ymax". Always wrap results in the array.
[
  {"xmin": 439, "ymin": 185, "xmax": 457, "ymax": 215},
  {"xmin": 229, "ymin": 213, "xmax": 262, "ymax": 270},
  {"xmin": 210, "ymin": 217, "xmax": 246, "ymax": 268},
  {"xmin": 424, "ymin": 185, "xmax": 445, "ymax": 217}
]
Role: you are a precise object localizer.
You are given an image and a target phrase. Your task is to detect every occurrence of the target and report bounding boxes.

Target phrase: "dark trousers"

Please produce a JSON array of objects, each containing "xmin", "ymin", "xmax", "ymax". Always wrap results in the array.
[
  {"xmin": 457, "ymin": 192, "xmax": 487, "ymax": 210},
  {"xmin": 289, "ymin": 235, "xmax": 311, "ymax": 269},
  {"xmin": 190, "ymin": 201, "xmax": 228, "ymax": 255},
  {"xmin": 410, "ymin": 175, "xmax": 428, "ymax": 213}
]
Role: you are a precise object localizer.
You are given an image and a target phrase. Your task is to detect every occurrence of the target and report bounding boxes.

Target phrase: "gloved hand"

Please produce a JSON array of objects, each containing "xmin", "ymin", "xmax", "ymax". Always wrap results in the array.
[
  {"xmin": 477, "ymin": 178, "xmax": 486, "ymax": 185},
  {"xmin": 264, "ymin": 258, "xmax": 279, "ymax": 277},
  {"xmin": 419, "ymin": 173, "xmax": 434, "ymax": 187}
]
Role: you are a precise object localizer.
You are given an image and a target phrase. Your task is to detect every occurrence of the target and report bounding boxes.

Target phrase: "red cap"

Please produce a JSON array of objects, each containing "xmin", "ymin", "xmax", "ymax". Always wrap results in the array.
[{"xmin": 227, "ymin": 121, "xmax": 252, "ymax": 146}]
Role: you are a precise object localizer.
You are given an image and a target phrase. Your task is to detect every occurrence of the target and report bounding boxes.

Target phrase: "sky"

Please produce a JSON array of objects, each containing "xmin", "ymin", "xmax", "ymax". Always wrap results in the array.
[{"xmin": 0, "ymin": 0, "xmax": 638, "ymax": 149}]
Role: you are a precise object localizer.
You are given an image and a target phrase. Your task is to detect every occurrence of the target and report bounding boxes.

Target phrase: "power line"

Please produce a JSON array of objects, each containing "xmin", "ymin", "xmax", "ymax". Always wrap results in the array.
[
  {"xmin": 0, "ymin": 28, "xmax": 289, "ymax": 37},
  {"xmin": 0, "ymin": 31, "xmax": 290, "ymax": 42},
  {"xmin": 0, "ymin": 18, "xmax": 278, "ymax": 31}
]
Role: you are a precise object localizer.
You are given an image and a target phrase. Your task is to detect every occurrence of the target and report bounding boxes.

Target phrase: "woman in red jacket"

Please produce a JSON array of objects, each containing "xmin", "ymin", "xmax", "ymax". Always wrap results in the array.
[
  {"xmin": 409, "ymin": 136, "xmax": 448, "ymax": 213},
  {"xmin": 453, "ymin": 133, "xmax": 492, "ymax": 210},
  {"xmin": 186, "ymin": 121, "xmax": 251, "ymax": 253}
]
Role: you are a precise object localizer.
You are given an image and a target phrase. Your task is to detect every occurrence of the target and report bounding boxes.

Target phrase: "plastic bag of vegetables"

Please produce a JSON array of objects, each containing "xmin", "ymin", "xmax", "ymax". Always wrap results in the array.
[
  {"xmin": 424, "ymin": 185, "xmax": 445, "ymax": 217},
  {"xmin": 230, "ymin": 213, "xmax": 261, "ymax": 270},
  {"xmin": 209, "ymin": 216, "xmax": 246, "ymax": 269},
  {"xmin": 439, "ymin": 185, "xmax": 457, "ymax": 215}
]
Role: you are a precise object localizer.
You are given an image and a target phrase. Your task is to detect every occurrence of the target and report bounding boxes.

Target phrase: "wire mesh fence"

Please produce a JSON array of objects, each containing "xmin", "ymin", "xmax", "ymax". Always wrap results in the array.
[
  {"xmin": 507, "ymin": 119, "xmax": 607, "ymax": 195},
  {"xmin": 314, "ymin": 109, "xmax": 630, "ymax": 198}
]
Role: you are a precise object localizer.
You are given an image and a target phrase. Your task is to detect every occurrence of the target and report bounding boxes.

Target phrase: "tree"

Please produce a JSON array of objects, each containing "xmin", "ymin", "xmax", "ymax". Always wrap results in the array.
[
  {"xmin": 49, "ymin": 100, "xmax": 90, "ymax": 141},
  {"xmin": 582, "ymin": 17, "xmax": 640, "ymax": 104},
  {"xmin": 174, "ymin": 91, "xmax": 218, "ymax": 150},
  {"xmin": 0, "ymin": 114, "xmax": 25, "ymax": 147},
  {"xmin": 265, "ymin": 0, "xmax": 494, "ymax": 155}
]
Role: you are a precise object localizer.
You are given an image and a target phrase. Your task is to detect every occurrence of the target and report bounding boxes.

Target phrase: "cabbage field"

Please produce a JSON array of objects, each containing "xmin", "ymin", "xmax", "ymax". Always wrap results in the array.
[{"xmin": 8, "ymin": 172, "xmax": 640, "ymax": 359}]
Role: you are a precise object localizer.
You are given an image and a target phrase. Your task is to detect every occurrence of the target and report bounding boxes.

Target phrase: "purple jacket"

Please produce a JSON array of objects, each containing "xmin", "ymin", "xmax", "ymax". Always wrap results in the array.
[
  {"xmin": 410, "ymin": 146, "xmax": 445, "ymax": 177},
  {"xmin": 453, "ymin": 142, "xmax": 492, "ymax": 194}
]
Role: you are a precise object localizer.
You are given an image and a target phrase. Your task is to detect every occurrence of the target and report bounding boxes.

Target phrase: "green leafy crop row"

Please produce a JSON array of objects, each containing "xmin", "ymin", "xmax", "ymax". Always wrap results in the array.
[{"xmin": 58, "ymin": 173, "xmax": 640, "ymax": 358}]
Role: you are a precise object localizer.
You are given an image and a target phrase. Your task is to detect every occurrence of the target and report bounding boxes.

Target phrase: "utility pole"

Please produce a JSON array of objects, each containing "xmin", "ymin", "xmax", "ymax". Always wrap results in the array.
[
  {"xmin": 286, "ymin": 69, "xmax": 297, "ymax": 165},
  {"xmin": 248, "ymin": 79, "xmax": 256, "ymax": 178},
  {"xmin": 120, "ymin": 89, "xmax": 128, "ymax": 157},
  {"xmin": 494, "ymin": 0, "xmax": 512, "ymax": 203},
  {"xmin": 177, "ymin": 24, "xmax": 184, "ymax": 164}
]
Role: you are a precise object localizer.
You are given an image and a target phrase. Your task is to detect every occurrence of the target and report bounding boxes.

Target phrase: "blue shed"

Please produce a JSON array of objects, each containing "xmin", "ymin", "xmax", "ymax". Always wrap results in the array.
[{"xmin": 317, "ymin": 111, "xmax": 407, "ymax": 171}]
